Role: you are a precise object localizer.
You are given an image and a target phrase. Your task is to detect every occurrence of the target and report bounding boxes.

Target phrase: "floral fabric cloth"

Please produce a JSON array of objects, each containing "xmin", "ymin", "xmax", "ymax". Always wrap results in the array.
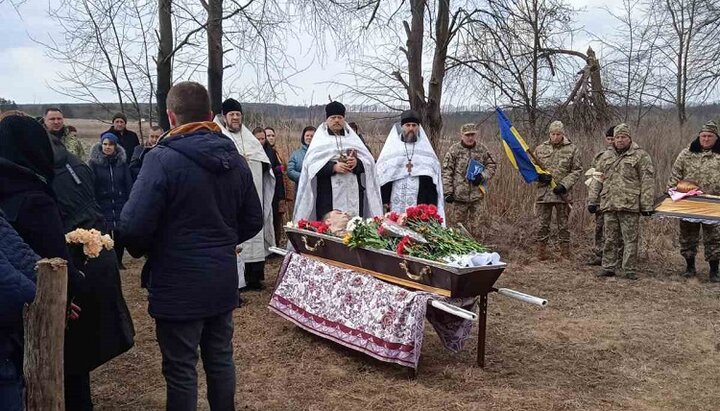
[{"xmin": 268, "ymin": 252, "xmax": 476, "ymax": 369}]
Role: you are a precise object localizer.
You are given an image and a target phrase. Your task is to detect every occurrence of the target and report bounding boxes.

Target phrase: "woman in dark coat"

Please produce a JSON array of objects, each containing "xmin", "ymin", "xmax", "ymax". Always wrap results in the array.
[
  {"xmin": 51, "ymin": 138, "xmax": 135, "ymax": 411},
  {"xmin": 88, "ymin": 132, "xmax": 133, "ymax": 268},
  {"xmin": 0, "ymin": 113, "xmax": 85, "ymax": 409}
]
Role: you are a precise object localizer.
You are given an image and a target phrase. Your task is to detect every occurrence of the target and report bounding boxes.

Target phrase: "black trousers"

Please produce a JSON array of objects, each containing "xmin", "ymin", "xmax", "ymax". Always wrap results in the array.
[
  {"xmin": 65, "ymin": 372, "xmax": 92, "ymax": 411},
  {"xmin": 155, "ymin": 311, "xmax": 235, "ymax": 411},
  {"xmin": 244, "ymin": 261, "xmax": 265, "ymax": 286}
]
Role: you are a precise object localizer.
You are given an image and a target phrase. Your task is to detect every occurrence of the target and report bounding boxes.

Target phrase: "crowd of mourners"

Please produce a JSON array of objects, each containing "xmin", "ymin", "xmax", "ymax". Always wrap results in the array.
[{"xmin": 1, "ymin": 80, "xmax": 719, "ymax": 411}]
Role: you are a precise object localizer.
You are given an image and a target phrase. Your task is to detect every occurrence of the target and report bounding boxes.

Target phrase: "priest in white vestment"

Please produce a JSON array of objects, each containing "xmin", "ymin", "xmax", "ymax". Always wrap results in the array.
[
  {"xmin": 376, "ymin": 110, "xmax": 445, "ymax": 222},
  {"xmin": 214, "ymin": 98, "xmax": 275, "ymax": 290},
  {"xmin": 293, "ymin": 101, "xmax": 383, "ymax": 222}
]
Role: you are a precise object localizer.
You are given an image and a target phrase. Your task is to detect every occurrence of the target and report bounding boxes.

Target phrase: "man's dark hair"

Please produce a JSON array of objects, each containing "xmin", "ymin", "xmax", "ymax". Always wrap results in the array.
[
  {"xmin": 348, "ymin": 122, "xmax": 359, "ymax": 133},
  {"xmin": 605, "ymin": 125, "xmax": 617, "ymax": 137},
  {"xmin": 166, "ymin": 81, "xmax": 210, "ymax": 125},
  {"xmin": 264, "ymin": 126, "xmax": 275, "ymax": 134},
  {"xmin": 45, "ymin": 107, "xmax": 63, "ymax": 115},
  {"xmin": 67, "ymin": 125, "xmax": 77, "ymax": 133},
  {"xmin": 252, "ymin": 127, "xmax": 265, "ymax": 135},
  {"xmin": 150, "ymin": 125, "xmax": 164, "ymax": 132}
]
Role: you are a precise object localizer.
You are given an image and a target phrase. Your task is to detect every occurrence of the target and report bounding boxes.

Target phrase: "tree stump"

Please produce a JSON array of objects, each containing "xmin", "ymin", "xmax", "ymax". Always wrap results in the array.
[{"xmin": 23, "ymin": 258, "xmax": 67, "ymax": 411}]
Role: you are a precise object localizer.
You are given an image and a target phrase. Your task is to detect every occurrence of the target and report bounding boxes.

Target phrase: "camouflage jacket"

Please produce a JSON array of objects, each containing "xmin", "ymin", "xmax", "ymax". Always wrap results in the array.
[
  {"xmin": 667, "ymin": 138, "xmax": 720, "ymax": 195},
  {"xmin": 442, "ymin": 141, "xmax": 497, "ymax": 202},
  {"xmin": 588, "ymin": 142, "xmax": 655, "ymax": 213},
  {"xmin": 49, "ymin": 126, "xmax": 86, "ymax": 162},
  {"xmin": 533, "ymin": 137, "xmax": 583, "ymax": 203}
]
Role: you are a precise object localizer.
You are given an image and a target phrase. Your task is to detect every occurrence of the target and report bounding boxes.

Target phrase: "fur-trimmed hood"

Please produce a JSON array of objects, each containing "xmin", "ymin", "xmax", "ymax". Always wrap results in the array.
[
  {"xmin": 89, "ymin": 142, "xmax": 127, "ymax": 166},
  {"xmin": 689, "ymin": 136, "xmax": 720, "ymax": 154}
]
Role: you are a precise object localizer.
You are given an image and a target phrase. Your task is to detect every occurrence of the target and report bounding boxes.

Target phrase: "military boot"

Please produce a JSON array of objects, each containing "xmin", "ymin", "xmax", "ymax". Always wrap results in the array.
[
  {"xmin": 596, "ymin": 269, "xmax": 615, "ymax": 277},
  {"xmin": 681, "ymin": 257, "xmax": 696, "ymax": 278},
  {"xmin": 625, "ymin": 271, "xmax": 638, "ymax": 280},
  {"xmin": 709, "ymin": 260, "xmax": 720, "ymax": 283},
  {"xmin": 586, "ymin": 254, "xmax": 602, "ymax": 266}
]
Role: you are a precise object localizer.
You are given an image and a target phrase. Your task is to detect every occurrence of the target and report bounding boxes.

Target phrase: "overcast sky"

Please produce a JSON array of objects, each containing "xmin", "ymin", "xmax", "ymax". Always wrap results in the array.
[{"xmin": 0, "ymin": 0, "xmax": 621, "ymax": 105}]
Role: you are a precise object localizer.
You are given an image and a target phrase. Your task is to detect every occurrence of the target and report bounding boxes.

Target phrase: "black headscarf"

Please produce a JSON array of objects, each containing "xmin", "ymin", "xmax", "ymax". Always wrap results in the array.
[{"xmin": 0, "ymin": 115, "xmax": 55, "ymax": 184}]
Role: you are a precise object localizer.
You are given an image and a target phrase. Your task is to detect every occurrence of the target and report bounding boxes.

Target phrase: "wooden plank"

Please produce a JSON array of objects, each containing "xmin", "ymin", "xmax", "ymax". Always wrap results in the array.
[
  {"xmin": 306, "ymin": 254, "xmax": 452, "ymax": 297},
  {"xmin": 24, "ymin": 258, "xmax": 67, "ymax": 411}
]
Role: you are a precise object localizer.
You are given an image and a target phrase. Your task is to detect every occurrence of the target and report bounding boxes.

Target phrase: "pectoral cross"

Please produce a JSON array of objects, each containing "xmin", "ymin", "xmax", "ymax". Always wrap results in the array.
[{"xmin": 406, "ymin": 161, "xmax": 413, "ymax": 173}]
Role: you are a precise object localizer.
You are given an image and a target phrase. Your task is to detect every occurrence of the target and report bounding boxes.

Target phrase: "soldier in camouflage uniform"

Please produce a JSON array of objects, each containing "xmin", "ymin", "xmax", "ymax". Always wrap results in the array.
[
  {"xmin": 442, "ymin": 123, "xmax": 497, "ymax": 238},
  {"xmin": 587, "ymin": 126, "xmax": 618, "ymax": 265},
  {"xmin": 44, "ymin": 107, "xmax": 86, "ymax": 161},
  {"xmin": 588, "ymin": 124, "xmax": 655, "ymax": 280},
  {"xmin": 533, "ymin": 120, "xmax": 583, "ymax": 259},
  {"xmin": 667, "ymin": 120, "xmax": 720, "ymax": 282}
]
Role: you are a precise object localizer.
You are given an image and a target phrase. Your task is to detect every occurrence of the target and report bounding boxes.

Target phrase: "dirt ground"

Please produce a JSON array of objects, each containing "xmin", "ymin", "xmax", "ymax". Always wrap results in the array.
[{"xmin": 89, "ymin": 246, "xmax": 720, "ymax": 411}]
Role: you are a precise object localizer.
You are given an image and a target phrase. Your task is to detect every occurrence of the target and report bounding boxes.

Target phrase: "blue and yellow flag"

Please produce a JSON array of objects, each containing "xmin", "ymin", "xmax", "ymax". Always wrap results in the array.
[{"xmin": 495, "ymin": 107, "xmax": 548, "ymax": 184}]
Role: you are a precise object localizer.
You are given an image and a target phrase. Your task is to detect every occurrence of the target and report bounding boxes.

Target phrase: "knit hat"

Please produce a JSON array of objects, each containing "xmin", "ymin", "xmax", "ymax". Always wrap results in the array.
[
  {"xmin": 700, "ymin": 120, "xmax": 719, "ymax": 136},
  {"xmin": 325, "ymin": 101, "xmax": 346, "ymax": 118},
  {"xmin": 112, "ymin": 112, "xmax": 127, "ymax": 123},
  {"xmin": 460, "ymin": 123, "xmax": 478, "ymax": 134},
  {"xmin": 614, "ymin": 123, "xmax": 631, "ymax": 138},
  {"xmin": 548, "ymin": 120, "xmax": 565, "ymax": 134},
  {"xmin": 100, "ymin": 132, "xmax": 119, "ymax": 144},
  {"xmin": 400, "ymin": 110, "xmax": 421, "ymax": 125},
  {"xmin": 221, "ymin": 98, "xmax": 243, "ymax": 115}
]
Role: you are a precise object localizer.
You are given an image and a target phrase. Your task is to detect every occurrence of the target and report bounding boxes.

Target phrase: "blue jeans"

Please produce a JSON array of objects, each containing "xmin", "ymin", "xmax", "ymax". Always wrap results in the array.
[
  {"xmin": 0, "ymin": 357, "xmax": 23, "ymax": 411},
  {"xmin": 155, "ymin": 311, "xmax": 235, "ymax": 411}
]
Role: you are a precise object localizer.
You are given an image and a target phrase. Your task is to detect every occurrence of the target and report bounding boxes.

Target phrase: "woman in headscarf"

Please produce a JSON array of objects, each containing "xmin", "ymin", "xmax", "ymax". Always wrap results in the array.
[
  {"xmin": 288, "ymin": 126, "xmax": 316, "ymax": 188},
  {"xmin": 88, "ymin": 132, "xmax": 133, "ymax": 269},
  {"xmin": 0, "ymin": 113, "xmax": 86, "ymax": 409},
  {"xmin": 264, "ymin": 126, "xmax": 292, "ymax": 243}
]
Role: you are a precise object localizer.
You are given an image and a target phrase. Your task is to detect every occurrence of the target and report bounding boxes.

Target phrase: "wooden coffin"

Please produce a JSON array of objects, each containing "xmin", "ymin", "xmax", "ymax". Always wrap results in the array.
[{"xmin": 286, "ymin": 227, "xmax": 506, "ymax": 298}]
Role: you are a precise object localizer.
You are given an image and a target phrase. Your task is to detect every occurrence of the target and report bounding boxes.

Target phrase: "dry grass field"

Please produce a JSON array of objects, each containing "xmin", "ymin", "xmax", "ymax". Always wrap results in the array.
[{"xmin": 66, "ymin": 115, "xmax": 720, "ymax": 410}]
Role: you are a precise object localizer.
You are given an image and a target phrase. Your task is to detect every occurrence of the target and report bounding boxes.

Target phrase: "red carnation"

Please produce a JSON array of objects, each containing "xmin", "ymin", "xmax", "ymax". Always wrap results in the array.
[{"xmin": 298, "ymin": 219, "xmax": 309, "ymax": 229}]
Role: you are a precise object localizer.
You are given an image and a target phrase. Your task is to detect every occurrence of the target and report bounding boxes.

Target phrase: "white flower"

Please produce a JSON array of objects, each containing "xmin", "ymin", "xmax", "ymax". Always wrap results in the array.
[{"xmin": 346, "ymin": 216, "xmax": 363, "ymax": 232}]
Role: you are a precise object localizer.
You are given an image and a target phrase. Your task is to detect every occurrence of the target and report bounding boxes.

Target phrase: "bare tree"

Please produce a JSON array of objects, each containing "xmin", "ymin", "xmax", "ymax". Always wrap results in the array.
[
  {"xmin": 596, "ymin": 0, "xmax": 662, "ymax": 126},
  {"xmin": 649, "ymin": 0, "xmax": 720, "ymax": 124},
  {"xmin": 453, "ymin": 0, "xmax": 579, "ymax": 141}
]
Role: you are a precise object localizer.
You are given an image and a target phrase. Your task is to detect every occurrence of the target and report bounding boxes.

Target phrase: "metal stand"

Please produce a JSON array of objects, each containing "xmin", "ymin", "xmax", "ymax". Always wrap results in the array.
[{"xmin": 477, "ymin": 292, "xmax": 488, "ymax": 368}]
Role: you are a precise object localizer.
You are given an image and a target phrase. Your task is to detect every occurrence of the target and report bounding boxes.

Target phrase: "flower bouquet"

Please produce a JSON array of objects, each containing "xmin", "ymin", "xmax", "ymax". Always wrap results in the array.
[{"xmin": 65, "ymin": 228, "xmax": 114, "ymax": 259}]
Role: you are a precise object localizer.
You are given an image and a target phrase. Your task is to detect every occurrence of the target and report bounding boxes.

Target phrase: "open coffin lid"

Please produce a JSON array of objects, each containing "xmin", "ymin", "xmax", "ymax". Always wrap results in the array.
[{"xmin": 286, "ymin": 227, "xmax": 507, "ymax": 298}]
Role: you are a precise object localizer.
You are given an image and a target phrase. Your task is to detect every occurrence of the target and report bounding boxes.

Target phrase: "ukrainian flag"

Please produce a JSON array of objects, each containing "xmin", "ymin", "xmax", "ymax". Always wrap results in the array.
[{"xmin": 495, "ymin": 107, "xmax": 548, "ymax": 184}]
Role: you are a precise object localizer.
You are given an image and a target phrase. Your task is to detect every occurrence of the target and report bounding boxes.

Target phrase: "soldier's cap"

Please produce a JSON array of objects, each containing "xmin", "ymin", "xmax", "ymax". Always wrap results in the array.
[
  {"xmin": 548, "ymin": 120, "xmax": 565, "ymax": 134},
  {"xmin": 700, "ymin": 120, "xmax": 719, "ymax": 136},
  {"xmin": 460, "ymin": 123, "xmax": 478, "ymax": 135},
  {"xmin": 614, "ymin": 123, "xmax": 631, "ymax": 138}
]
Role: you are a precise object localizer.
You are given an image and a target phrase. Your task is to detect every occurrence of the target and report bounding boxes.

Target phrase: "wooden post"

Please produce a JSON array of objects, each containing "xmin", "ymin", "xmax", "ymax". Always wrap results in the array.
[{"xmin": 24, "ymin": 258, "xmax": 67, "ymax": 411}]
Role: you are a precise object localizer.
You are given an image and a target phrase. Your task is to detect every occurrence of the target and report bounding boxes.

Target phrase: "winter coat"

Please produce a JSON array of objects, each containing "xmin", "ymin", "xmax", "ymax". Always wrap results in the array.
[
  {"xmin": 288, "ymin": 144, "xmax": 307, "ymax": 184},
  {"xmin": 49, "ymin": 126, "xmax": 86, "ymax": 162},
  {"xmin": 119, "ymin": 122, "xmax": 263, "ymax": 321},
  {"xmin": 51, "ymin": 140, "xmax": 104, "ymax": 232},
  {"xmin": 52, "ymin": 141, "xmax": 134, "ymax": 374},
  {"xmin": 265, "ymin": 144, "xmax": 286, "ymax": 208},
  {"xmin": 442, "ymin": 141, "xmax": 497, "ymax": 202},
  {"xmin": 588, "ymin": 142, "xmax": 655, "ymax": 213},
  {"xmin": 667, "ymin": 137, "xmax": 720, "ymax": 195},
  {"xmin": 105, "ymin": 127, "xmax": 140, "ymax": 158},
  {"xmin": 0, "ymin": 159, "xmax": 84, "ymax": 296},
  {"xmin": 88, "ymin": 143, "xmax": 133, "ymax": 231},
  {"xmin": 0, "ymin": 211, "xmax": 38, "ymax": 370},
  {"xmin": 533, "ymin": 137, "xmax": 583, "ymax": 203},
  {"xmin": 129, "ymin": 145, "xmax": 145, "ymax": 181}
]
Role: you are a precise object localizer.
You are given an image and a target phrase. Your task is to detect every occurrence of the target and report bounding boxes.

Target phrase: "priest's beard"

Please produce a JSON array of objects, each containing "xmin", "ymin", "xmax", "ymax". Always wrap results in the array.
[{"xmin": 401, "ymin": 130, "xmax": 417, "ymax": 143}]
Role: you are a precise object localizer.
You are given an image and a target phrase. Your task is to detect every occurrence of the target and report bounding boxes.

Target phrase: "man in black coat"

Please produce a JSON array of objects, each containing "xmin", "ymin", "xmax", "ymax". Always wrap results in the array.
[
  {"xmin": 104, "ymin": 112, "xmax": 140, "ymax": 156},
  {"xmin": 51, "ymin": 139, "xmax": 134, "ymax": 411},
  {"xmin": 119, "ymin": 81, "xmax": 263, "ymax": 411}
]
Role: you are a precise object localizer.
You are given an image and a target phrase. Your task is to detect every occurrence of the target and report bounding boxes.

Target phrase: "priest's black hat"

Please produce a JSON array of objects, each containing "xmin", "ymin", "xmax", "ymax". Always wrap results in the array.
[
  {"xmin": 222, "ymin": 98, "xmax": 243, "ymax": 115},
  {"xmin": 400, "ymin": 110, "xmax": 421, "ymax": 125},
  {"xmin": 325, "ymin": 101, "xmax": 346, "ymax": 118}
]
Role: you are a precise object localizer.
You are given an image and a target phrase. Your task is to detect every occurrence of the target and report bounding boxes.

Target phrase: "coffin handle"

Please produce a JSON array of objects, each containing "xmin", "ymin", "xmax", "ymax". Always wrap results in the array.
[
  {"xmin": 399, "ymin": 260, "xmax": 432, "ymax": 283},
  {"xmin": 301, "ymin": 236, "xmax": 325, "ymax": 252}
]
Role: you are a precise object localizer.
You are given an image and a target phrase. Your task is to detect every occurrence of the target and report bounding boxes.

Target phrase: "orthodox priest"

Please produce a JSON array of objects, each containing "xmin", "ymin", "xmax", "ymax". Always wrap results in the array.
[
  {"xmin": 293, "ymin": 101, "xmax": 383, "ymax": 222},
  {"xmin": 376, "ymin": 110, "xmax": 445, "ymax": 221},
  {"xmin": 214, "ymin": 98, "xmax": 275, "ymax": 290}
]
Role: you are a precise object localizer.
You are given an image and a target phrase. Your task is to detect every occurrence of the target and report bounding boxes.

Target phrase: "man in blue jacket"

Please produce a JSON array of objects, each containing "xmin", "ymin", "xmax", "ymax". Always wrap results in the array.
[{"xmin": 119, "ymin": 81, "xmax": 263, "ymax": 411}]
